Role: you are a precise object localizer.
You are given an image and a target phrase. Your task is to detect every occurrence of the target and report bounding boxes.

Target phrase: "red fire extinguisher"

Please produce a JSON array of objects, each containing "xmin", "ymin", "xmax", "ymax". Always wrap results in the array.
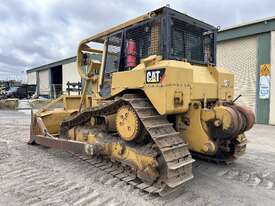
[{"xmin": 127, "ymin": 39, "xmax": 136, "ymax": 68}]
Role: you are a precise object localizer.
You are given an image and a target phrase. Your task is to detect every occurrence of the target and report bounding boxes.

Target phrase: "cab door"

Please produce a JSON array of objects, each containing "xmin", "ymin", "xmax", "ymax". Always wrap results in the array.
[{"xmin": 100, "ymin": 32, "xmax": 124, "ymax": 97}]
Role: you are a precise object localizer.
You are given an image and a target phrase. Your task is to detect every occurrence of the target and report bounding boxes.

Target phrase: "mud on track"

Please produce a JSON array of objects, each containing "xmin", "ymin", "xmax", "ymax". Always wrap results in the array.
[{"xmin": 1, "ymin": 110, "xmax": 275, "ymax": 206}]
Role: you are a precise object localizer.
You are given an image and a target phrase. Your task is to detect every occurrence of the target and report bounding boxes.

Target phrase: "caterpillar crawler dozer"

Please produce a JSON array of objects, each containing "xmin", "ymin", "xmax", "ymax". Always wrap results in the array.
[{"xmin": 29, "ymin": 7, "xmax": 255, "ymax": 196}]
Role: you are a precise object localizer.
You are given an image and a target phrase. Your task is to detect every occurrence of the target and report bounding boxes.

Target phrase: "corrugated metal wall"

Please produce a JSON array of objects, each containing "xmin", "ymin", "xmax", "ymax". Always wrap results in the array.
[{"xmin": 217, "ymin": 36, "xmax": 257, "ymax": 113}]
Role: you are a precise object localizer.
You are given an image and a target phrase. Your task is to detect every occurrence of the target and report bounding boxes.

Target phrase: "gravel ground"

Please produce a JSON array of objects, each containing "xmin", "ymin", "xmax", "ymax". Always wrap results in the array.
[{"xmin": 0, "ymin": 110, "xmax": 275, "ymax": 206}]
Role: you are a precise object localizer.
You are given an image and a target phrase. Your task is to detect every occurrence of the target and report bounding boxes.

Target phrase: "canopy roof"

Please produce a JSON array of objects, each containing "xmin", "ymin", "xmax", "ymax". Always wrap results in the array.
[{"xmin": 80, "ymin": 6, "xmax": 216, "ymax": 44}]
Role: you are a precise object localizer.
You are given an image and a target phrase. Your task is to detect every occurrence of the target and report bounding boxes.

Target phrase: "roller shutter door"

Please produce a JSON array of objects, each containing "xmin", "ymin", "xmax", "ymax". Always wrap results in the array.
[
  {"xmin": 27, "ymin": 72, "xmax": 36, "ymax": 84},
  {"xmin": 217, "ymin": 36, "xmax": 257, "ymax": 113},
  {"xmin": 38, "ymin": 70, "xmax": 49, "ymax": 96},
  {"xmin": 62, "ymin": 62, "xmax": 80, "ymax": 93}
]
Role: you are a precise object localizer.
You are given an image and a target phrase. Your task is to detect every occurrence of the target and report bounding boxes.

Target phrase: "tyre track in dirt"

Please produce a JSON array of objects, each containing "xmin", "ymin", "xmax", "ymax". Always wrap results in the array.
[
  {"xmin": 1, "ymin": 110, "xmax": 275, "ymax": 206},
  {"xmin": 0, "ymin": 111, "xmax": 159, "ymax": 206},
  {"xmin": 218, "ymin": 167, "xmax": 275, "ymax": 190}
]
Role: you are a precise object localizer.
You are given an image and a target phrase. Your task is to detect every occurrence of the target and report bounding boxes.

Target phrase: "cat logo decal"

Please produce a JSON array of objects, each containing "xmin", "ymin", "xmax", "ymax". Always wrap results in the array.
[{"xmin": 146, "ymin": 69, "xmax": 165, "ymax": 84}]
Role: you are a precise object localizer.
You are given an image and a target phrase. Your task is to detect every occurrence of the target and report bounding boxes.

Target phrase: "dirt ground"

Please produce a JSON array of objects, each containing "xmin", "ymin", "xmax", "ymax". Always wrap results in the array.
[{"xmin": 0, "ymin": 110, "xmax": 275, "ymax": 206}]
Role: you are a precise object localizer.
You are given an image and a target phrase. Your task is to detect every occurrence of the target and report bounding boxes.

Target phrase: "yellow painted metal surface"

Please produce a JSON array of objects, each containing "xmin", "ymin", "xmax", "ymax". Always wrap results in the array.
[
  {"xmin": 70, "ymin": 127, "xmax": 158, "ymax": 178},
  {"xmin": 34, "ymin": 95, "xmax": 93, "ymax": 135},
  {"xmin": 111, "ymin": 57, "xmax": 234, "ymax": 115},
  {"xmin": 37, "ymin": 109, "xmax": 77, "ymax": 134},
  {"xmin": 213, "ymin": 106, "xmax": 233, "ymax": 130},
  {"xmin": 29, "ymin": 7, "xmax": 255, "ymax": 190},
  {"xmin": 116, "ymin": 105, "xmax": 140, "ymax": 141},
  {"xmin": 106, "ymin": 142, "xmax": 158, "ymax": 175},
  {"xmin": 177, "ymin": 102, "xmax": 216, "ymax": 154}
]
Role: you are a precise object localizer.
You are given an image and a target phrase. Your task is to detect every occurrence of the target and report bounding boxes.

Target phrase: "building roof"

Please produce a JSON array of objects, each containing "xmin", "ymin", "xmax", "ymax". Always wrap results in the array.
[
  {"xmin": 27, "ymin": 53, "xmax": 102, "ymax": 73},
  {"xmin": 218, "ymin": 16, "xmax": 275, "ymax": 42},
  {"xmin": 220, "ymin": 16, "xmax": 275, "ymax": 31},
  {"xmin": 27, "ymin": 56, "xmax": 76, "ymax": 73}
]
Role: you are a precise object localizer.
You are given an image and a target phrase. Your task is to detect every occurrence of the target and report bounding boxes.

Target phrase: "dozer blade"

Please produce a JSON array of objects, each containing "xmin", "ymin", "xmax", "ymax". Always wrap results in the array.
[{"xmin": 29, "ymin": 135, "xmax": 93, "ymax": 156}]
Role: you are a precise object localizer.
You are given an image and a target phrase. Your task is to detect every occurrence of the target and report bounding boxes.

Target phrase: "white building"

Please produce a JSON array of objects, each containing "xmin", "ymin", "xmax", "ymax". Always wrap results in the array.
[
  {"xmin": 217, "ymin": 16, "xmax": 275, "ymax": 124},
  {"xmin": 27, "ymin": 57, "xmax": 79, "ymax": 98}
]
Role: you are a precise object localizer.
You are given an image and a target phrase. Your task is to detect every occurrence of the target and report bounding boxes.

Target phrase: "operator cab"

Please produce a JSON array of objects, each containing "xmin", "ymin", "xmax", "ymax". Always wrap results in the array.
[{"xmin": 79, "ymin": 7, "xmax": 217, "ymax": 97}]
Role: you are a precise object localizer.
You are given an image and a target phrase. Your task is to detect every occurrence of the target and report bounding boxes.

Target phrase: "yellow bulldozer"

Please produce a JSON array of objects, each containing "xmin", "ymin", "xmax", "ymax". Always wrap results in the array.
[{"xmin": 29, "ymin": 7, "xmax": 255, "ymax": 196}]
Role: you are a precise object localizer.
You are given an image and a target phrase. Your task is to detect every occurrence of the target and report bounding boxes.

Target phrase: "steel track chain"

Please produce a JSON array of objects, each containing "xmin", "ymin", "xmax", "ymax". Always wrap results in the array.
[
  {"xmin": 59, "ymin": 93, "xmax": 194, "ymax": 195},
  {"xmin": 123, "ymin": 94, "xmax": 194, "ymax": 189},
  {"xmin": 71, "ymin": 152, "xmax": 162, "ymax": 195}
]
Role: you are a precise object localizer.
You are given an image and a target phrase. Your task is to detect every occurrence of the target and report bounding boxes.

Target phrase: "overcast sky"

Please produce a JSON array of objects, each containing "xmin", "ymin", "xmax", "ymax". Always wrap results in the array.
[{"xmin": 1, "ymin": 0, "xmax": 275, "ymax": 80}]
